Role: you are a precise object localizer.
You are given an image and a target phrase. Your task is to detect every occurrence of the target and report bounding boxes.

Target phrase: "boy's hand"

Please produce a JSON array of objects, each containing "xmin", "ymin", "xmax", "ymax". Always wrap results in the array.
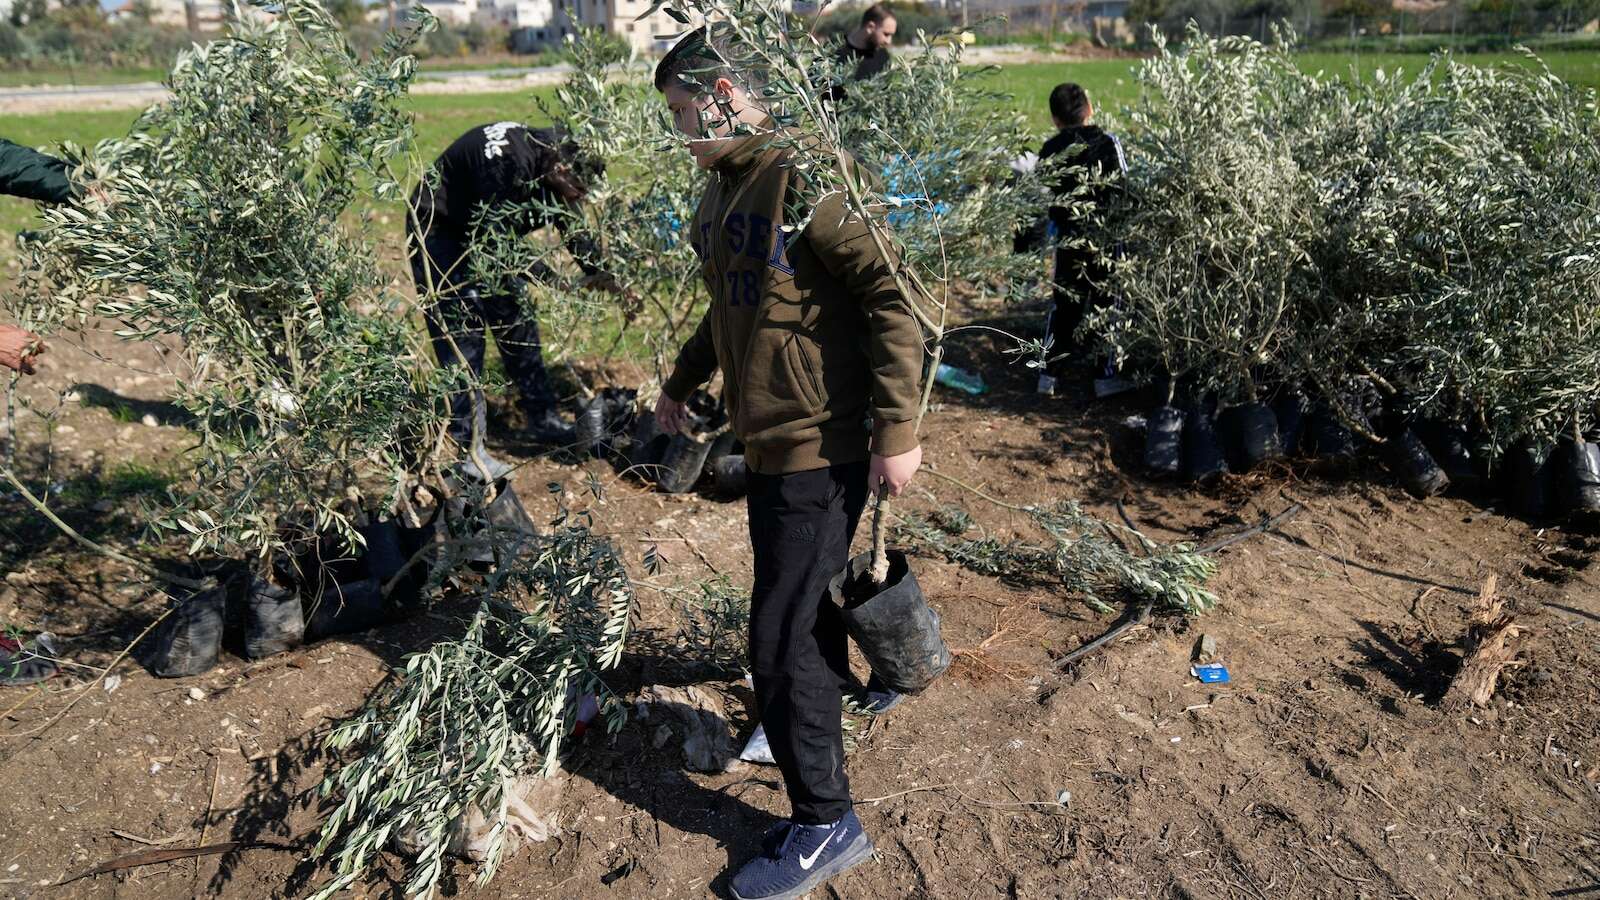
[
  {"xmin": 654, "ymin": 393, "xmax": 689, "ymax": 435},
  {"xmin": 0, "ymin": 325, "xmax": 45, "ymax": 375},
  {"xmin": 870, "ymin": 445, "xmax": 922, "ymax": 498}
]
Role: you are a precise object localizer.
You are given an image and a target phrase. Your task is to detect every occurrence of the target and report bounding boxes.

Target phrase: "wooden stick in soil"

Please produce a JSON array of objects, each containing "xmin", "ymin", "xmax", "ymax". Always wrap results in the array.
[{"xmin": 193, "ymin": 752, "xmax": 221, "ymax": 892}]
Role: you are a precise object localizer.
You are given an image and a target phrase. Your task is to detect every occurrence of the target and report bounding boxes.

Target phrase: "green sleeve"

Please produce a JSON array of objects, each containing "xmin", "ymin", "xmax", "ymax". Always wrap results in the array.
[
  {"xmin": 804, "ymin": 186, "xmax": 924, "ymax": 458},
  {"xmin": 662, "ymin": 307, "xmax": 718, "ymax": 404},
  {"xmin": 0, "ymin": 138, "xmax": 77, "ymax": 204}
]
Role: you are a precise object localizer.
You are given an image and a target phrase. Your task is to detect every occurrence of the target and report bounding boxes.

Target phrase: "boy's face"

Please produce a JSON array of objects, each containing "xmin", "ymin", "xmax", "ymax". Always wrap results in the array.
[{"xmin": 664, "ymin": 79, "xmax": 749, "ymax": 169}]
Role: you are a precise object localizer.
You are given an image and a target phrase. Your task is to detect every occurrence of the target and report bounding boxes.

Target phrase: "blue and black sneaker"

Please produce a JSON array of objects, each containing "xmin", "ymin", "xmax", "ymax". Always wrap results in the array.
[{"xmin": 729, "ymin": 810, "xmax": 874, "ymax": 900}]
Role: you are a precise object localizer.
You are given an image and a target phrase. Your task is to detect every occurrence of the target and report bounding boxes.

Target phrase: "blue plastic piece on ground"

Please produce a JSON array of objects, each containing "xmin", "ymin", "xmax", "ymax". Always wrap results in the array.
[{"xmin": 1191, "ymin": 663, "xmax": 1231, "ymax": 684}]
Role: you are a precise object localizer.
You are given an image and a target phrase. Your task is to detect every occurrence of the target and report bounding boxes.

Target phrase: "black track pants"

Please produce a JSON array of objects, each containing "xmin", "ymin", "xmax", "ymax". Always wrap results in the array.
[
  {"xmin": 408, "ymin": 228, "xmax": 558, "ymax": 443},
  {"xmin": 746, "ymin": 460, "xmax": 870, "ymax": 825}
]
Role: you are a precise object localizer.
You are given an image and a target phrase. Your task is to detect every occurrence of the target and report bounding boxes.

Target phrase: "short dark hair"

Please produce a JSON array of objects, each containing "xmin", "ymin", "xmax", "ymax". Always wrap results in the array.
[
  {"xmin": 1049, "ymin": 83, "xmax": 1090, "ymax": 125},
  {"xmin": 861, "ymin": 3, "xmax": 894, "ymax": 26},
  {"xmin": 654, "ymin": 26, "xmax": 734, "ymax": 93}
]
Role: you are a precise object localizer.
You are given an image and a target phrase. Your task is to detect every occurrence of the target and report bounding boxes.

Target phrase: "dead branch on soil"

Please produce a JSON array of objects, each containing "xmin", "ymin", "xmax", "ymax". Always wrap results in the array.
[
  {"xmin": 1440, "ymin": 575, "xmax": 1526, "ymax": 711},
  {"xmin": 56, "ymin": 841, "xmax": 299, "ymax": 886}
]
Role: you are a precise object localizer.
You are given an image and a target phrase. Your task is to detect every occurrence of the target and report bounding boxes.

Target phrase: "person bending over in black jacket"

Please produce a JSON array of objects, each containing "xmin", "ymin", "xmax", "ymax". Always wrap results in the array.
[
  {"xmin": 0, "ymin": 138, "xmax": 86, "ymax": 375},
  {"xmin": 408, "ymin": 122, "xmax": 623, "ymax": 476}
]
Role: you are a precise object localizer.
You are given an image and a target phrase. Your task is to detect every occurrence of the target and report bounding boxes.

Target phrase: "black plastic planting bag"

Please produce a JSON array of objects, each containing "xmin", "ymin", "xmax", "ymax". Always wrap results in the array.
[
  {"xmin": 1505, "ymin": 441, "xmax": 1558, "ymax": 519},
  {"xmin": 574, "ymin": 395, "xmax": 608, "ymax": 457},
  {"xmin": 243, "ymin": 576, "xmax": 303, "ymax": 659},
  {"xmin": 657, "ymin": 434, "xmax": 714, "ymax": 494},
  {"xmin": 151, "ymin": 587, "xmax": 225, "ymax": 678},
  {"xmin": 832, "ymin": 550, "xmax": 951, "ymax": 695},
  {"xmin": 1306, "ymin": 403, "xmax": 1357, "ymax": 459},
  {"xmin": 391, "ymin": 511, "xmax": 440, "ymax": 604},
  {"xmin": 710, "ymin": 454, "xmax": 749, "ymax": 497},
  {"xmin": 1143, "ymin": 405, "xmax": 1184, "ymax": 475},
  {"xmin": 358, "ymin": 520, "xmax": 406, "ymax": 582},
  {"xmin": 1181, "ymin": 399, "xmax": 1227, "ymax": 483},
  {"xmin": 1560, "ymin": 437, "xmax": 1600, "ymax": 515},
  {"xmin": 306, "ymin": 577, "xmax": 386, "ymax": 641},
  {"xmin": 706, "ymin": 431, "xmax": 739, "ymax": 467},
  {"xmin": 627, "ymin": 410, "xmax": 670, "ymax": 475},
  {"xmin": 1271, "ymin": 392, "xmax": 1307, "ymax": 456},
  {"xmin": 1417, "ymin": 420, "xmax": 1478, "ymax": 492},
  {"xmin": 1218, "ymin": 402, "xmax": 1282, "ymax": 472},
  {"xmin": 1383, "ymin": 426, "xmax": 1449, "ymax": 498}
]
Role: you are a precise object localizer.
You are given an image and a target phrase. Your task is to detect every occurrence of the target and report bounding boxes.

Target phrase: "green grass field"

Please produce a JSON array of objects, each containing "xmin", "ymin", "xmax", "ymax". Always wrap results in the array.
[{"xmin": 3, "ymin": 51, "xmax": 1598, "ymax": 237}]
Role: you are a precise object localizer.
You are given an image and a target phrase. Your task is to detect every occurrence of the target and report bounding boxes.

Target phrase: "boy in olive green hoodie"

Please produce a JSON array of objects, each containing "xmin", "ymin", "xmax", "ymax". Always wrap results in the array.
[{"xmin": 651, "ymin": 28, "xmax": 923, "ymax": 900}]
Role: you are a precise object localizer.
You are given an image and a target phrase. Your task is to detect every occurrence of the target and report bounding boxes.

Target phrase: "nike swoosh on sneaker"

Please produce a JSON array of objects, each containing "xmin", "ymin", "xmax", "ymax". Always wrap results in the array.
[{"xmin": 797, "ymin": 827, "xmax": 838, "ymax": 871}]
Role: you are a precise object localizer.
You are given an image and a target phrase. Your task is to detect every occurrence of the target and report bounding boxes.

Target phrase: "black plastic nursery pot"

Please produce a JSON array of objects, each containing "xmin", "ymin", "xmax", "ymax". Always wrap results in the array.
[
  {"xmin": 627, "ymin": 409, "xmax": 671, "ymax": 475},
  {"xmin": 1181, "ymin": 399, "xmax": 1228, "ymax": 483},
  {"xmin": 151, "ymin": 586, "xmax": 225, "ymax": 678},
  {"xmin": 706, "ymin": 430, "xmax": 740, "ymax": 467},
  {"xmin": 483, "ymin": 480, "xmax": 539, "ymax": 553},
  {"xmin": 1143, "ymin": 405, "xmax": 1184, "ymax": 476},
  {"xmin": 1504, "ymin": 441, "xmax": 1558, "ymax": 519},
  {"xmin": 710, "ymin": 453, "xmax": 749, "ymax": 498},
  {"xmin": 1559, "ymin": 436, "xmax": 1600, "ymax": 516},
  {"xmin": 831, "ymin": 549, "xmax": 951, "ymax": 695},
  {"xmin": 1305, "ymin": 402, "xmax": 1358, "ymax": 461},
  {"xmin": 305, "ymin": 576, "xmax": 386, "ymax": 641},
  {"xmin": 576, "ymin": 387, "xmax": 639, "ymax": 459},
  {"xmin": 656, "ymin": 433, "xmax": 715, "ymax": 494},
  {"xmin": 242, "ymin": 576, "xmax": 303, "ymax": 660},
  {"xmin": 574, "ymin": 395, "xmax": 608, "ymax": 457},
  {"xmin": 1271, "ymin": 391, "xmax": 1307, "ymax": 457},
  {"xmin": 444, "ymin": 477, "xmax": 540, "ymax": 570},
  {"xmin": 1382, "ymin": 426, "xmax": 1450, "ymax": 498},
  {"xmin": 1218, "ymin": 402, "xmax": 1283, "ymax": 472},
  {"xmin": 1416, "ymin": 420, "xmax": 1478, "ymax": 494}
]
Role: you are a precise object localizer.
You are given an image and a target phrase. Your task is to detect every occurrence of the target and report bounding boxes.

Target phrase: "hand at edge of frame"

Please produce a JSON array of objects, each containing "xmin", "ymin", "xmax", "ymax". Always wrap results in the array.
[{"xmin": 0, "ymin": 324, "xmax": 46, "ymax": 375}]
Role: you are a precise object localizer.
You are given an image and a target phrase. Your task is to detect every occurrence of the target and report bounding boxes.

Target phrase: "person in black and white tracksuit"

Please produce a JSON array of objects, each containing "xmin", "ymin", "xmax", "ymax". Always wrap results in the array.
[
  {"xmin": 1034, "ymin": 83, "xmax": 1128, "ymax": 398},
  {"xmin": 408, "ymin": 122, "xmax": 619, "ymax": 475}
]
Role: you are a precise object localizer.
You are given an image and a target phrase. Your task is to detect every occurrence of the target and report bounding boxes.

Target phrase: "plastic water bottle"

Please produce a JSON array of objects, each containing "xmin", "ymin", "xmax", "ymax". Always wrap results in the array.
[{"xmin": 935, "ymin": 363, "xmax": 988, "ymax": 396}]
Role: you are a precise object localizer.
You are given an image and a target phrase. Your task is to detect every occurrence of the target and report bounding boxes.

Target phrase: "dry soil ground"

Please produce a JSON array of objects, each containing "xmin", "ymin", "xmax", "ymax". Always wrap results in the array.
[{"xmin": 1, "ymin": 301, "xmax": 1598, "ymax": 899}]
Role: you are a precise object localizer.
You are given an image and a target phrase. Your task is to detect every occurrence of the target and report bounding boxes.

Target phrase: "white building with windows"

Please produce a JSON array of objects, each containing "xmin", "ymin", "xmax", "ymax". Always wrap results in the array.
[{"xmin": 104, "ymin": 0, "xmax": 229, "ymax": 29}]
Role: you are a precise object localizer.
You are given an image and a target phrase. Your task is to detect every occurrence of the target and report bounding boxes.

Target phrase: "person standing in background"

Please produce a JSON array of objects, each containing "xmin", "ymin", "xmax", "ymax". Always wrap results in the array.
[
  {"xmin": 835, "ymin": 3, "xmax": 897, "ymax": 81},
  {"xmin": 1034, "ymin": 83, "xmax": 1128, "ymax": 398}
]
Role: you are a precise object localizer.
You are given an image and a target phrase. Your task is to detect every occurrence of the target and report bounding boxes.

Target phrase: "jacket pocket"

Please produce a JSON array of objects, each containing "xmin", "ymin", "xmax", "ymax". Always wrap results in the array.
[{"xmin": 783, "ymin": 334, "xmax": 826, "ymax": 415}]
